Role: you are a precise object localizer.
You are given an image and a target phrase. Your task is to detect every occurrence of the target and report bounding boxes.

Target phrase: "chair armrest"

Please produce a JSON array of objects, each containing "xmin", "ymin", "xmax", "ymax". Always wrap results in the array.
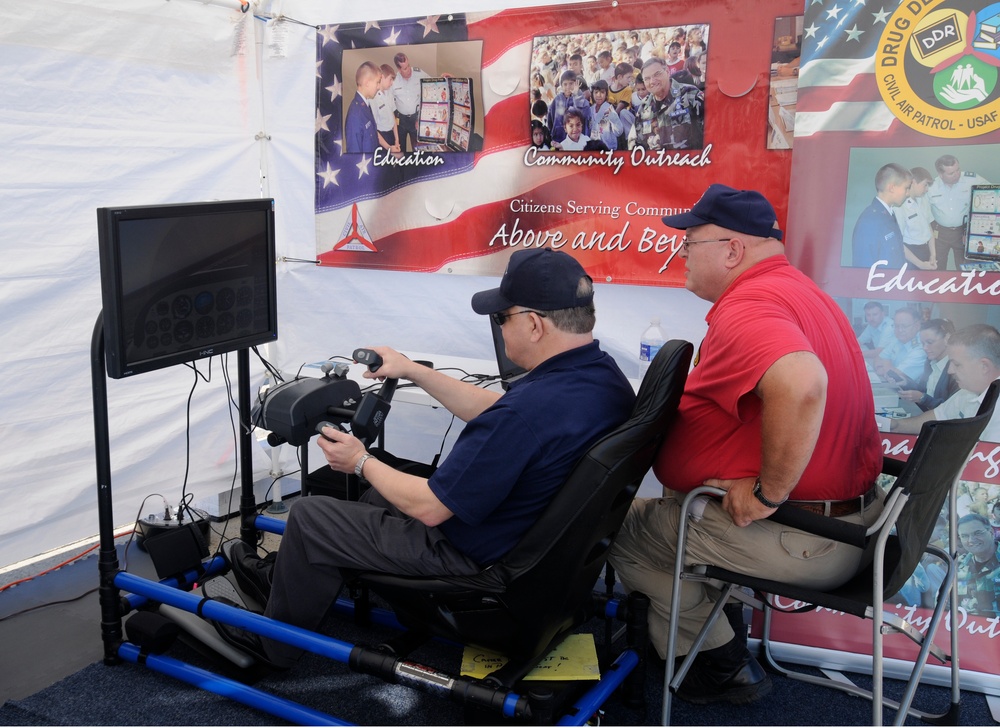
[
  {"xmin": 680, "ymin": 485, "xmax": 868, "ymax": 548},
  {"xmin": 767, "ymin": 505, "xmax": 867, "ymax": 548}
]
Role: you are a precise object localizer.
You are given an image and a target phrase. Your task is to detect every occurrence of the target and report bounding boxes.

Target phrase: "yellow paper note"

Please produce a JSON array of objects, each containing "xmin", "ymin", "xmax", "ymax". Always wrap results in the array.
[{"xmin": 460, "ymin": 633, "xmax": 600, "ymax": 681}]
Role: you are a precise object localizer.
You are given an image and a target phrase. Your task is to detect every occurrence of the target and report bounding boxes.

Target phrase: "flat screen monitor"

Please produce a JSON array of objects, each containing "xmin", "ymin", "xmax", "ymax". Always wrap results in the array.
[
  {"xmin": 97, "ymin": 198, "xmax": 278, "ymax": 379},
  {"xmin": 488, "ymin": 316, "xmax": 527, "ymax": 390},
  {"xmin": 965, "ymin": 184, "xmax": 1000, "ymax": 265}
]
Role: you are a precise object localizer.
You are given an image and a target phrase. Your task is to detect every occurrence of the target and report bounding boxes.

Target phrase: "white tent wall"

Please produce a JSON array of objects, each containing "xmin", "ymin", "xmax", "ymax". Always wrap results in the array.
[{"xmin": 0, "ymin": 0, "xmax": 710, "ymax": 570}]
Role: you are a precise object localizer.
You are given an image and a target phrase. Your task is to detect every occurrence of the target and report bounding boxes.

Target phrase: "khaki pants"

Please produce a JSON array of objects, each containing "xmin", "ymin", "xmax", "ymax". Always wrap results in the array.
[{"xmin": 608, "ymin": 493, "xmax": 882, "ymax": 658}]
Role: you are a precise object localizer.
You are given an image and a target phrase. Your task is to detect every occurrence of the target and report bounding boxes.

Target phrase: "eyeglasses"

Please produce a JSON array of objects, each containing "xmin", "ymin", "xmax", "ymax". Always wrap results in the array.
[
  {"xmin": 959, "ymin": 528, "xmax": 991, "ymax": 540},
  {"xmin": 681, "ymin": 236, "xmax": 732, "ymax": 251},
  {"xmin": 490, "ymin": 309, "xmax": 547, "ymax": 327}
]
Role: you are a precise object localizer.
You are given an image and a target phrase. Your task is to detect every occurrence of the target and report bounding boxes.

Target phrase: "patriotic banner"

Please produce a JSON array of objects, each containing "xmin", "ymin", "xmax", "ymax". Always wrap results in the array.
[
  {"xmin": 312, "ymin": 0, "xmax": 802, "ymax": 286},
  {"xmin": 782, "ymin": 0, "xmax": 1000, "ymax": 688}
]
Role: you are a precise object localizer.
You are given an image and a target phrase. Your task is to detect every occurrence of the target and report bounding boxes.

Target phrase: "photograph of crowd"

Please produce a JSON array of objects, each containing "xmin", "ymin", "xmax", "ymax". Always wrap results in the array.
[
  {"xmin": 529, "ymin": 25, "xmax": 707, "ymax": 152},
  {"xmin": 891, "ymin": 480, "xmax": 1000, "ymax": 619}
]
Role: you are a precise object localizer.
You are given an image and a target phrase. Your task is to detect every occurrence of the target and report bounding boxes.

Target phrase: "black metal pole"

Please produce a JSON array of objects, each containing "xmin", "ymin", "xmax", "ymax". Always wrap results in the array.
[
  {"xmin": 238, "ymin": 349, "xmax": 258, "ymax": 544},
  {"xmin": 91, "ymin": 313, "xmax": 122, "ymax": 664}
]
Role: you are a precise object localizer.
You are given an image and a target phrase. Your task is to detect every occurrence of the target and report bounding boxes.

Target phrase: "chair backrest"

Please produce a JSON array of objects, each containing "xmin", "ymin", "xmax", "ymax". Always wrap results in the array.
[{"xmin": 881, "ymin": 381, "xmax": 1000, "ymax": 598}]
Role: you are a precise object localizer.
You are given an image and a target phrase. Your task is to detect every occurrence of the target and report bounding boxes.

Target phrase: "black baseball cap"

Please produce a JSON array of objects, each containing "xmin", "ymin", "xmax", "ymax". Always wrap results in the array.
[
  {"xmin": 661, "ymin": 183, "xmax": 783, "ymax": 241},
  {"xmin": 471, "ymin": 248, "xmax": 593, "ymax": 315}
]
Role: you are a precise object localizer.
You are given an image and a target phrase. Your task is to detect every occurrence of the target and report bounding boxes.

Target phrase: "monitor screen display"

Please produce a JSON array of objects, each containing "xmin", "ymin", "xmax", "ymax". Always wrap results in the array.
[
  {"xmin": 97, "ymin": 198, "xmax": 278, "ymax": 379},
  {"xmin": 965, "ymin": 184, "xmax": 1000, "ymax": 265}
]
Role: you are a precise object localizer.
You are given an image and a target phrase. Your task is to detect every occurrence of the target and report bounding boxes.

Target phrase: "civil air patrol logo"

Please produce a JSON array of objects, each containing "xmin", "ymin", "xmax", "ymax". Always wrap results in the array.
[{"xmin": 876, "ymin": 1, "xmax": 1000, "ymax": 138}]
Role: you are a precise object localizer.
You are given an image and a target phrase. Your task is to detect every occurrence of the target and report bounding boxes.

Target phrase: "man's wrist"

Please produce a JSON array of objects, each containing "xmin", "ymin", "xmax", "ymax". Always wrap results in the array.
[{"xmin": 752, "ymin": 477, "xmax": 787, "ymax": 509}]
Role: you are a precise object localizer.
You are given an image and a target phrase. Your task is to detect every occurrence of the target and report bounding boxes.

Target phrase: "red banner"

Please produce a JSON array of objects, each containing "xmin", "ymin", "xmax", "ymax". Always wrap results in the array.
[
  {"xmin": 312, "ymin": 0, "xmax": 801, "ymax": 285},
  {"xmin": 784, "ymin": 0, "xmax": 1000, "ymax": 689},
  {"xmin": 755, "ymin": 598, "xmax": 1000, "ymax": 676}
]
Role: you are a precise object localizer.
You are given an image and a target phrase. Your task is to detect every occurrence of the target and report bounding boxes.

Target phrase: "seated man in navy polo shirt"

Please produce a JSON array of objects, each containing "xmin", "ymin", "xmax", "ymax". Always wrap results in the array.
[{"xmin": 215, "ymin": 248, "xmax": 635, "ymax": 668}]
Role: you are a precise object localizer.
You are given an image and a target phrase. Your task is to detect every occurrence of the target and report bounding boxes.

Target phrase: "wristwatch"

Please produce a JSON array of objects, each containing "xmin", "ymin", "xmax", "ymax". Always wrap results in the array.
[
  {"xmin": 752, "ymin": 477, "xmax": 786, "ymax": 509},
  {"xmin": 354, "ymin": 453, "xmax": 373, "ymax": 483}
]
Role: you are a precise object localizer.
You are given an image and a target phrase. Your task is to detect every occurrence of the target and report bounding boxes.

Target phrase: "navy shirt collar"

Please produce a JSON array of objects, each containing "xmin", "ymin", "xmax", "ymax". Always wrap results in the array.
[{"xmin": 508, "ymin": 340, "xmax": 603, "ymax": 390}]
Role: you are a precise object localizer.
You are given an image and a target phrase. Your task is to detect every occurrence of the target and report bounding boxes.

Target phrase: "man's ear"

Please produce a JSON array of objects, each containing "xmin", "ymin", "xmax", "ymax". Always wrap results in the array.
[
  {"xmin": 529, "ymin": 311, "xmax": 547, "ymax": 342},
  {"xmin": 724, "ymin": 236, "xmax": 745, "ymax": 268}
]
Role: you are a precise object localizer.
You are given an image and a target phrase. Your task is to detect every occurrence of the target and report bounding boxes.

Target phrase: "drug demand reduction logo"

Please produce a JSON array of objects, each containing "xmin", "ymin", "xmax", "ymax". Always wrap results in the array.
[{"xmin": 876, "ymin": 1, "xmax": 1000, "ymax": 138}]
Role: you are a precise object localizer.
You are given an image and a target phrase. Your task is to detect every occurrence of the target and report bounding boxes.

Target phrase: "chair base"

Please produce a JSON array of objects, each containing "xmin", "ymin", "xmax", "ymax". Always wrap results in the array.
[{"xmin": 759, "ymin": 642, "xmax": 961, "ymax": 726}]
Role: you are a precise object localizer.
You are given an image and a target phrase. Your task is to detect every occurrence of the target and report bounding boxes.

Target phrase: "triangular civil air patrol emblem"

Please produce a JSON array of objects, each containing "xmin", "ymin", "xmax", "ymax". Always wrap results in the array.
[{"xmin": 332, "ymin": 204, "xmax": 377, "ymax": 252}]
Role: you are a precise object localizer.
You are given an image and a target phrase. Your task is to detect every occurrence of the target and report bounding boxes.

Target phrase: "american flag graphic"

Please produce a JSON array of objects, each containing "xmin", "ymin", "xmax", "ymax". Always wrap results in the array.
[
  {"xmin": 795, "ymin": 0, "xmax": 896, "ymax": 137},
  {"xmin": 312, "ymin": 1, "xmax": 802, "ymax": 285},
  {"xmin": 313, "ymin": 9, "xmax": 589, "ymax": 272},
  {"xmin": 786, "ymin": 0, "xmax": 1000, "ymax": 291},
  {"xmin": 314, "ymin": 15, "xmax": 476, "ymax": 215}
]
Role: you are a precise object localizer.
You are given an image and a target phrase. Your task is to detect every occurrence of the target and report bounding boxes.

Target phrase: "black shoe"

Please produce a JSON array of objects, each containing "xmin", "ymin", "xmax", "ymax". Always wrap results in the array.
[
  {"xmin": 724, "ymin": 602, "xmax": 748, "ymax": 647},
  {"xmin": 210, "ymin": 597, "xmax": 283, "ymax": 670},
  {"xmin": 675, "ymin": 638, "xmax": 772, "ymax": 705},
  {"xmin": 222, "ymin": 540, "xmax": 274, "ymax": 607}
]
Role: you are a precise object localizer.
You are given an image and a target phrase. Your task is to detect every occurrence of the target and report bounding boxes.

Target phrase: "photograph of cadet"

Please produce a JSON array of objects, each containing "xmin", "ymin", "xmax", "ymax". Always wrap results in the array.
[
  {"xmin": 339, "ymin": 43, "xmax": 485, "ymax": 155},
  {"xmin": 851, "ymin": 163, "xmax": 910, "ymax": 269},
  {"xmin": 344, "ymin": 61, "xmax": 380, "ymax": 154},
  {"xmin": 842, "ymin": 145, "xmax": 1000, "ymax": 270},
  {"xmin": 529, "ymin": 25, "xmax": 707, "ymax": 152}
]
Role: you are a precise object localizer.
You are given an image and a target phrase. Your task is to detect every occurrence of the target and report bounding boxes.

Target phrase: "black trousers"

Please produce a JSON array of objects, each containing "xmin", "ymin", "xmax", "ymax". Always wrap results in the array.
[
  {"xmin": 396, "ymin": 111, "xmax": 419, "ymax": 152},
  {"xmin": 261, "ymin": 485, "xmax": 480, "ymax": 666},
  {"xmin": 934, "ymin": 223, "xmax": 966, "ymax": 270}
]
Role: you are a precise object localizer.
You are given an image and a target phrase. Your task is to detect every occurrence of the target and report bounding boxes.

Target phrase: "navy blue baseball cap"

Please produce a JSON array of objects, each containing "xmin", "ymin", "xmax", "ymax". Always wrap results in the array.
[
  {"xmin": 661, "ymin": 184, "xmax": 783, "ymax": 241},
  {"xmin": 471, "ymin": 248, "xmax": 593, "ymax": 315}
]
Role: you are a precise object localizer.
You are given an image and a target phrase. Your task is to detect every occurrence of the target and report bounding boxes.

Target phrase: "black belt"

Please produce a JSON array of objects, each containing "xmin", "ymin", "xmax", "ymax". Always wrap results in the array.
[
  {"xmin": 934, "ymin": 223, "xmax": 964, "ymax": 232},
  {"xmin": 785, "ymin": 486, "xmax": 877, "ymax": 517}
]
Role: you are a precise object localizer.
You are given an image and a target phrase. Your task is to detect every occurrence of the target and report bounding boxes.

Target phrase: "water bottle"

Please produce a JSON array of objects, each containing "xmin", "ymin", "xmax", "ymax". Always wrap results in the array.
[{"xmin": 639, "ymin": 317, "xmax": 667, "ymax": 377}]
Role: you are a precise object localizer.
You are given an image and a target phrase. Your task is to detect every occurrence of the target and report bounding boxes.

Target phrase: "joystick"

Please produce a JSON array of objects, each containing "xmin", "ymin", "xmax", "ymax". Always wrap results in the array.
[
  {"xmin": 353, "ymin": 348, "xmax": 383, "ymax": 373},
  {"xmin": 315, "ymin": 421, "xmax": 345, "ymax": 440}
]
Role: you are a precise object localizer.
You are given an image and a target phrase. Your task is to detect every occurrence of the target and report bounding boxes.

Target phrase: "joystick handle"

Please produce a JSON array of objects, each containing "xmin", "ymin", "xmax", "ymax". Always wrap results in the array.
[
  {"xmin": 353, "ymin": 348, "xmax": 383, "ymax": 373},
  {"xmin": 315, "ymin": 421, "xmax": 345, "ymax": 440}
]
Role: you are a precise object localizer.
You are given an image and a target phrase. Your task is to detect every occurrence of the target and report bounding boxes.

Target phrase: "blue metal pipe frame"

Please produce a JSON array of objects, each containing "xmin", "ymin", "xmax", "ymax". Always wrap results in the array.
[
  {"xmin": 117, "ymin": 642, "xmax": 352, "ymax": 726},
  {"xmin": 114, "ymin": 568, "xmax": 640, "ymax": 725}
]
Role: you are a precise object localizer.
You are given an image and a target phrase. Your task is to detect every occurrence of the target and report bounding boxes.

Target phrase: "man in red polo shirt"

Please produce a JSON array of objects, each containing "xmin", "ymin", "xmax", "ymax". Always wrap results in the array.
[{"xmin": 609, "ymin": 184, "xmax": 883, "ymax": 705}]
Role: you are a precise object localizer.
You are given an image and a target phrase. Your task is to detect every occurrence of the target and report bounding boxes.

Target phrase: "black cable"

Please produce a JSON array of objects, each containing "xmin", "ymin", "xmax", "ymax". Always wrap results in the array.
[
  {"xmin": 176, "ymin": 364, "xmax": 201, "ymax": 524},
  {"xmin": 0, "ymin": 586, "xmax": 100, "ymax": 624},
  {"xmin": 252, "ymin": 345, "xmax": 284, "ymax": 383},
  {"xmin": 122, "ymin": 493, "xmax": 167, "ymax": 571},
  {"xmin": 214, "ymin": 352, "xmax": 244, "ymax": 558},
  {"xmin": 431, "ymin": 415, "xmax": 457, "ymax": 469}
]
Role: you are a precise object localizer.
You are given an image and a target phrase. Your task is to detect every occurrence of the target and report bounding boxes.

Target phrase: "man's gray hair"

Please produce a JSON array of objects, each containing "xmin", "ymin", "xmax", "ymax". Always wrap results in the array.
[{"xmin": 546, "ymin": 277, "xmax": 596, "ymax": 334}]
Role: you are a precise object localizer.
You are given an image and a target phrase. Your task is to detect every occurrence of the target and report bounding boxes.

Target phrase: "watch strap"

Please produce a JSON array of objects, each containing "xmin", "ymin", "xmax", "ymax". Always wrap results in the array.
[
  {"xmin": 752, "ymin": 476, "xmax": 786, "ymax": 509},
  {"xmin": 355, "ymin": 453, "xmax": 373, "ymax": 482}
]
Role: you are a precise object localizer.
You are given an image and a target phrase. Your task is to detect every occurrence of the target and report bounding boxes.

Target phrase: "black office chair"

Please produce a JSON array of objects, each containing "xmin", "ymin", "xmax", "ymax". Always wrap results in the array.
[
  {"xmin": 354, "ymin": 339, "xmax": 693, "ymax": 688},
  {"xmin": 662, "ymin": 381, "xmax": 1000, "ymax": 727}
]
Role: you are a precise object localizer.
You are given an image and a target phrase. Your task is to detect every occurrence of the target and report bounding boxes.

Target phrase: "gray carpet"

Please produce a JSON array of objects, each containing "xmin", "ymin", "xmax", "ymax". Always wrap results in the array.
[{"xmin": 2, "ymin": 606, "xmax": 995, "ymax": 726}]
